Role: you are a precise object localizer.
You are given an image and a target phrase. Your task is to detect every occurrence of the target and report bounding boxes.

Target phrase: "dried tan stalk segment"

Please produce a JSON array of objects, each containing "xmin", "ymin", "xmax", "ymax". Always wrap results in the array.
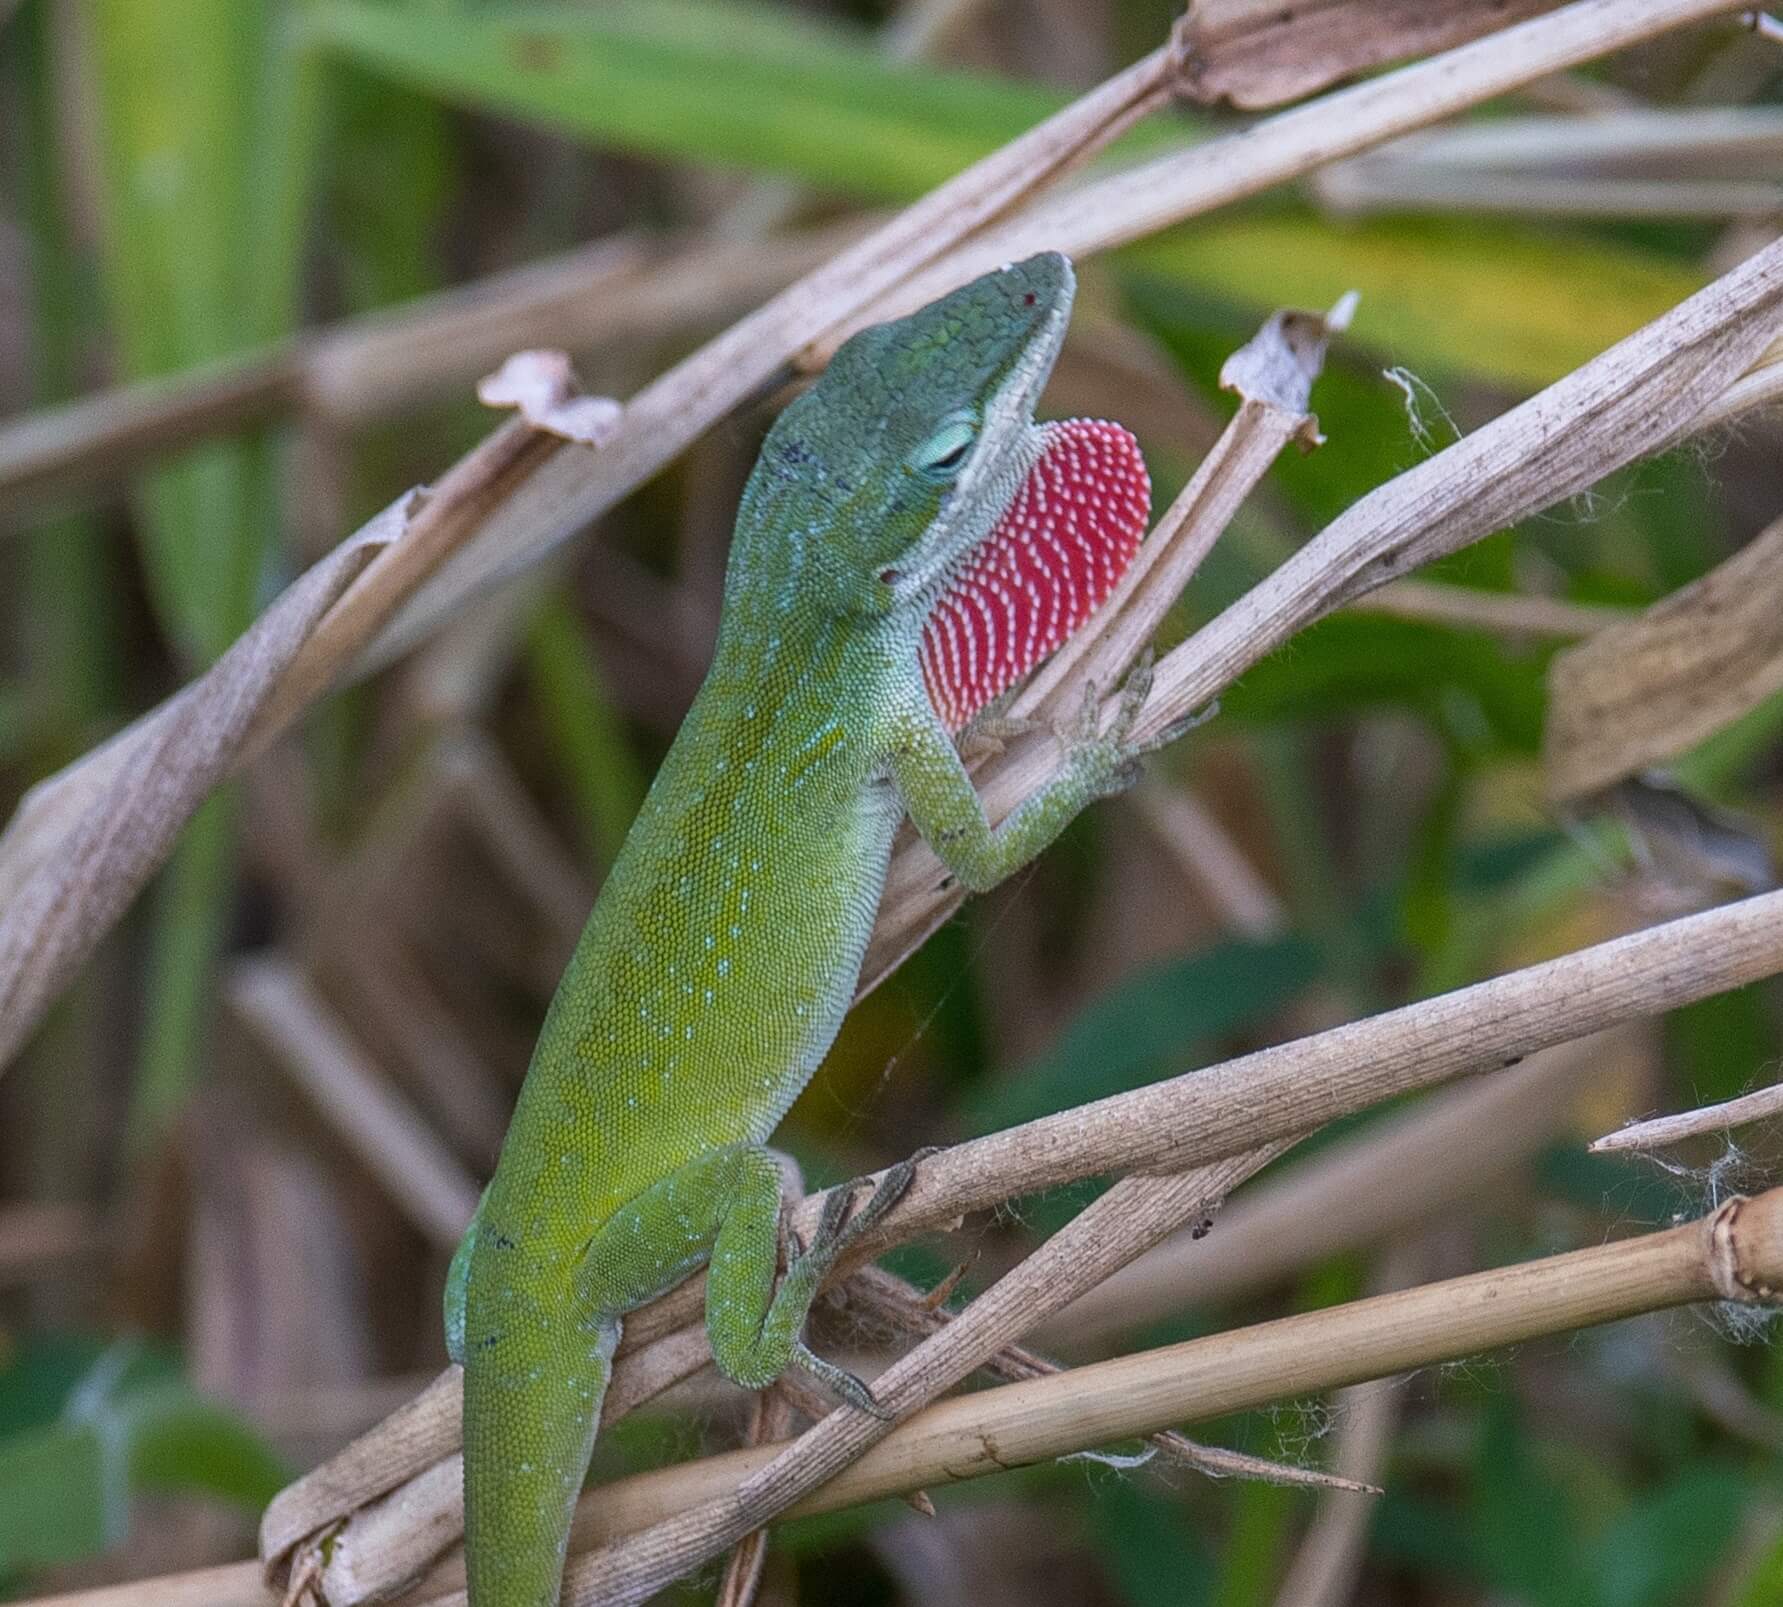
[
  {"xmin": 1545, "ymin": 511, "xmax": 1783, "ymax": 803},
  {"xmin": 1177, "ymin": 0, "xmax": 1566, "ymax": 110}
]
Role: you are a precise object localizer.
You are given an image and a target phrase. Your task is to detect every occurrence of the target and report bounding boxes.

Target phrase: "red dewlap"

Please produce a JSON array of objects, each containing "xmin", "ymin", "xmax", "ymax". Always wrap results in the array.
[{"xmin": 921, "ymin": 418, "xmax": 1150, "ymax": 731}]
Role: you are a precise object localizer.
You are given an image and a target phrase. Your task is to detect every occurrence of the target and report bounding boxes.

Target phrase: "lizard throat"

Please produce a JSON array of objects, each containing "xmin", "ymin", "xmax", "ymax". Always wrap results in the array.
[{"xmin": 919, "ymin": 418, "xmax": 1151, "ymax": 731}]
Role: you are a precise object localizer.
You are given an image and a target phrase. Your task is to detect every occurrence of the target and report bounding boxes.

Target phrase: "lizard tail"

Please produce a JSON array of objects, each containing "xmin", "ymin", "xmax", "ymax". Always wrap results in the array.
[{"xmin": 462, "ymin": 1297, "xmax": 619, "ymax": 1607}]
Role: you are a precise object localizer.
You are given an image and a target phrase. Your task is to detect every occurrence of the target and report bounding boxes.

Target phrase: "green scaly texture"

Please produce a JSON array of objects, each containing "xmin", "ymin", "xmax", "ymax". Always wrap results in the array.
[{"xmin": 446, "ymin": 253, "xmax": 1164, "ymax": 1607}]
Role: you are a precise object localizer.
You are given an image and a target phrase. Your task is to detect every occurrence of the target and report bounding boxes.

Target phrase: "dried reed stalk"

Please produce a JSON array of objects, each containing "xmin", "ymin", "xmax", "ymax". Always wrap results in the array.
[{"xmin": 29, "ymin": 1186, "xmax": 1783, "ymax": 1607}]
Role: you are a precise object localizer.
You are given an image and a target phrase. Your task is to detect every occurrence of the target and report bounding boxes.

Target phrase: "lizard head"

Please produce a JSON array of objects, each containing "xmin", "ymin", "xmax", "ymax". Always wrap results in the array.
[
  {"xmin": 737, "ymin": 253, "xmax": 1075, "ymax": 615},
  {"xmin": 731, "ymin": 252, "xmax": 1150, "ymax": 727},
  {"xmin": 816, "ymin": 250, "xmax": 1079, "ymax": 617}
]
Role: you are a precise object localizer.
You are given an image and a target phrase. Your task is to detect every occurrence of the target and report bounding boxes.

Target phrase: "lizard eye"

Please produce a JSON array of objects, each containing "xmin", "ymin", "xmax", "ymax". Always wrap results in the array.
[{"xmin": 912, "ymin": 414, "xmax": 977, "ymax": 480}]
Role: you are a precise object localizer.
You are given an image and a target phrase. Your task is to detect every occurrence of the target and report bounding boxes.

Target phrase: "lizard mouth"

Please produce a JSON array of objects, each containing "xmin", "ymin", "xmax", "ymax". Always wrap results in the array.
[{"xmin": 920, "ymin": 416, "xmax": 1150, "ymax": 732}]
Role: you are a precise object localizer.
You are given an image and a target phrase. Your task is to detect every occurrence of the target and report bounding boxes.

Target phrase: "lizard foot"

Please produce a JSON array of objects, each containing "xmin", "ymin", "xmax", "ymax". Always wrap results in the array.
[
  {"xmin": 794, "ymin": 1342, "xmax": 897, "ymax": 1420},
  {"xmin": 797, "ymin": 1148, "xmax": 932, "ymax": 1271},
  {"xmin": 1058, "ymin": 652, "xmax": 1217, "ymax": 796},
  {"xmin": 1055, "ymin": 654, "xmax": 1152, "ymax": 798},
  {"xmin": 788, "ymin": 1155, "xmax": 941, "ymax": 1419},
  {"xmin": 780, "ymin": 1150, "xmax": 935, "ymax": 1419},
  {"xmin": 1142, "ymin": 694, "xmax": 1220, "ymax": 753}
]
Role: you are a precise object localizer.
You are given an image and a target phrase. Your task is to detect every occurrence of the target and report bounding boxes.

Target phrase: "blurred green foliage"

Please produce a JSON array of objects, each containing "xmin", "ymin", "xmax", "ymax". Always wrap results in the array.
[{"xmin": 0, "ymin": 1338, "xmax": 287, "ymax": 1580}]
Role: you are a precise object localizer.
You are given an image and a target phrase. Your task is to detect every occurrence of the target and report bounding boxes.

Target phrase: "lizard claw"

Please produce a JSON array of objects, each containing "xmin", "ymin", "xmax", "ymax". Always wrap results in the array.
[
  {"xmin": 1051, "ymin": 652, "xmax": 1217, "ymax": 802},
  {"xmin": 1111, "ymin": 648, "xmax": 1156, "ymax": 742},
  {"xmin": 784, "ymin": 1153, "xmax": 936, "ymax": 1422},
  {"xmin": 1147, "ymin": 696, "xmax": 1220, "ymax": 751},
  {"xmin": 795, "ymin": 1150, "xmax": 930, "ymax": 1270},
  {"xmin": 794, "ymin": 1343, "xmax": 898, "ymax": 1419}
]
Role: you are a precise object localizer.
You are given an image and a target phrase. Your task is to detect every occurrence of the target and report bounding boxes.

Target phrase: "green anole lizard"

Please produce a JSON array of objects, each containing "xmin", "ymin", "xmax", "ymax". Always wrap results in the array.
[{"xmin": 446, "ymin": 251, "xmax": 1177, "ymax": 1607}]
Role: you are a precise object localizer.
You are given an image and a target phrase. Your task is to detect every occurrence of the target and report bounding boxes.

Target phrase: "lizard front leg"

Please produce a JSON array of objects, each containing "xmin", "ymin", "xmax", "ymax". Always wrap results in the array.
[{"xmin": 887, "ymin": 659, "xmax": 1168, "ymax": 893}]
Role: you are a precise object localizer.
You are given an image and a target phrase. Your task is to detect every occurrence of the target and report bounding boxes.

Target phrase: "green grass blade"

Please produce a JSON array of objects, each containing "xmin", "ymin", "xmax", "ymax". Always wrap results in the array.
[
  {"xmin": 1126, "ymin": 215, "xmax": 1704, "ymax": 392},
  {"xmin": 80, "ymin": 0, "xmax": 326, "ymax": 1150},
  {"xmin": 84, "ymin": 0, "xmax": 317, "ymax": 662},
  {"xmin": 12, "ymin": 0, "xmax": 120, "ymax": 760},
  {"xmin": 305, "ymin": 0, "xmax": 1088, "ymax": 201},
  {"xmin": 524, "ymin": 590, "xmax": 648, "ymax": 874}
]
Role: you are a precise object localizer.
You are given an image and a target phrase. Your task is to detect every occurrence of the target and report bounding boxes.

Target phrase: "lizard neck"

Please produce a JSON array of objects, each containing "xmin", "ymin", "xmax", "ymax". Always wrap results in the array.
[{"xmin": 704, "ymin": 480, "xmax": 925, "ymax": 739}]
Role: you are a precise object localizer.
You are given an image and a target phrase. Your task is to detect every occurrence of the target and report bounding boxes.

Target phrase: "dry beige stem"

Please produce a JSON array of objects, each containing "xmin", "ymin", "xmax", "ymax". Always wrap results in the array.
[
  {"xmin": 595, "ymin": 889, "xmax": 1783, "ymax": 1380},
  {"xmin": 1361, "ymin": 103, "xmax": 1783, "ymax": 173},
  {"xmin": 268, "ymin": 1213, "xmax": 803, "ymax": 1599},
  {"xmin": 249, "ymin": 423, "xmax": 560, "ymax": 753},
  {"xmin": 1043, "ymin": 1032, "xmax": 1632, "ymax": 1349},
  {"xmin": 45, "ymin": 1188, "xmax": 1783, "ymax": 1607},
  {"xmin": 422, "ymin": 1187, "xmax": 1783, "ymax": 1607},
  {"xmin": 0, "ymin": 353, "xmax": 298, "ymax": 521},
  {"xmin": 0, "ymin": 495, "xmax": 411, "ymax": 1071},
  {"xmin": 1693, "ymin": 327, "xmax": 1783, "ymax": 429},
  {"xmin": 1347, "ymin": 578, "xmax": 1631, "ymax": 639},
  {"xmin": 1316, "ymin": 106, "xmax": 1783, "ymax": 221},
  {"xmin": 1592, "ymin": 1075, "xmax": 1783, "ymax": 1153},
  {"xmin": 257, "ymin": 1368, "xmax": 463, "ymax": 1575},
  {"xmin": 714, "ymin": 1390, "xmax": 796, "ymax": 1607},
  {"xmin": 20, "ymin": 1561, "xmax": 272, "ymax": 1607},
  {"xmin": 1545, "ymin": 511, "xmax": 1783, "ymax": 803},
  {"xmin": 313, "ymin": 1455, "xmax": 466, "ymax": 1607},
  {"xmin": 0, "ymin": 226, "xmax": 855, "ymax": 517},
  {"xmin": 836, "ymin": 1264, "xmax": 1375, "ymax": 1495},
  {"xmin": 0, "ymin": 414, "xmax": 576, "ymax": 1078},
  {"xmin": 869, "ymin": 885, "xmax": 1783, "ymax": 1238},
  {"xmin": 1176, "ymin": 0, "xmax": 1566, "ymax": 109},
  {"xmin": 303, "ymin": 226, "xmax": 857, "ymax": 428},
  {"xmin": 1270, "ymin": 1377, "xmax": 1405, "ymax": 1607},
  {"xmin": 845, "ymin": 0, "xmax": 1750, "ymax": 337},
  {"xmin": 1330, "ymin": 168, "xmax": 1783, "ymax": 220},
  {"xmin": 226, "ymin": 958, "xmax": 480, "ymax": 1250}
]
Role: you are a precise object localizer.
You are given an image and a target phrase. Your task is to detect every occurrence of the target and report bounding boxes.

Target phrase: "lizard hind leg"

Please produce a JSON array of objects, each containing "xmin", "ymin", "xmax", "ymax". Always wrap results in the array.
[
  {"xmin": 708, "ymin": 1150, "xmax": 919, "ymax": 1417},
  {"xmin": 566, "ymin": 1145, "xmax": 917, "ymax": 1466}
]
